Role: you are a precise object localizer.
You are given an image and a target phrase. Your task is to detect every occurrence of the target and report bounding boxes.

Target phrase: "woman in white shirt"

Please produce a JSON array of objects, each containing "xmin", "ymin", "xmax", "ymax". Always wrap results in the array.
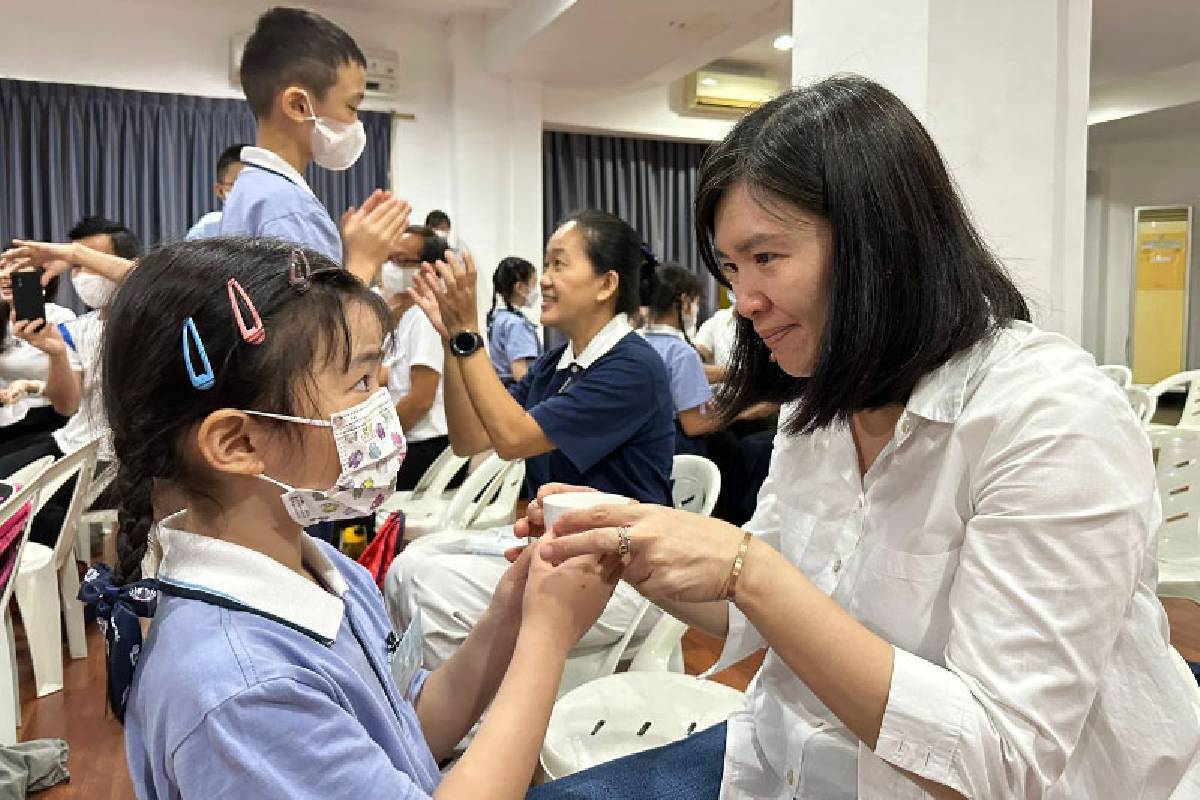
[
  {"xmin": 0, "ymin": 267, "xmax": 75, "ymax": 448},
  {"xmin": 527, "ymin": 75, "xmax": 1200, "ymax": 799}
]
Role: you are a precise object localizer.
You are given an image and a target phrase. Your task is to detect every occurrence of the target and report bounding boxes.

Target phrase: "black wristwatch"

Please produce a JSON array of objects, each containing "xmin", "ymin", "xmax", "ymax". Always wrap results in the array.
[{"xmin": 449, "ymin": 330, "xmax": 485, "ymax": 358}]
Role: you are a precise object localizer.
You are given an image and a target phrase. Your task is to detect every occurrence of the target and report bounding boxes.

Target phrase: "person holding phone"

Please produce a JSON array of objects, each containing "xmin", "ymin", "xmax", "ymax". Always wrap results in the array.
[{"xmin": 0, "ymin": 266, "xmax": 76, "ymax": 449}]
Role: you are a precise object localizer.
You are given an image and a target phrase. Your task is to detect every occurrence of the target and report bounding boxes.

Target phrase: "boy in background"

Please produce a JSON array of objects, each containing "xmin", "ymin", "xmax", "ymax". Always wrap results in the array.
[
  {"xmin": 221, "ymin": 7, "xmax": 406, "ymax": 283},
  {"xmin": 186, "ymin": 143, "xmax": 249, "ymax": 240}
]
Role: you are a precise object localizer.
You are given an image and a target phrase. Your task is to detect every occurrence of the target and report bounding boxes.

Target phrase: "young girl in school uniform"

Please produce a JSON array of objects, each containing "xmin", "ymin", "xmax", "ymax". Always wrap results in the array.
[{"xmin": 99, "ymin": 236, "xmax": 619, "ymax": 800}]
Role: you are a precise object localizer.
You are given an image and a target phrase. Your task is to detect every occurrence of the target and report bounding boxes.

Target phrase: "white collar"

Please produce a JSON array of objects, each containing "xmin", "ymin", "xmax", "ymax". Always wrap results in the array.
[
  {"xmin": 556, "ymin": 313, "xmax": 634, "ymax": 370},
  {"xmin": 640, "ymin": 323, "xmax": 686, "ymax": 340},
  {"xmin": 239, "ymin": 146, "xmax": 314, "ymax": 197},
  {"xmin": 154, "ymin": 512, "xmax": 346, "ymax": 643}
]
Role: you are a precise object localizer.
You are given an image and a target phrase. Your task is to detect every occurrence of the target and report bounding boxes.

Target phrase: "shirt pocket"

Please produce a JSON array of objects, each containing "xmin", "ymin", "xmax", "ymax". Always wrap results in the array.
[{"xmin": 848, "ymin": 543, "xmax": 961, "ymax": 659}]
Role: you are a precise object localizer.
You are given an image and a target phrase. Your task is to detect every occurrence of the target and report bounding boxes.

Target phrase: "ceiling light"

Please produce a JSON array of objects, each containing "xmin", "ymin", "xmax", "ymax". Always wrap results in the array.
[
  {"xmin": 773, "ymin": 34, "xmax": 795, "ymax": 51},
  {"xmin": 700, "ymin": 76, "xmax": 718, "ymax": 87}
]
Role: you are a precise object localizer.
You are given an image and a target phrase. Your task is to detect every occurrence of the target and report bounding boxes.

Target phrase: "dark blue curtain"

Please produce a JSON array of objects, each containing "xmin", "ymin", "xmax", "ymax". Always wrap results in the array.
[{"xmin": 0, "ymin": 78, "xmax": 391, "ymax": 306}]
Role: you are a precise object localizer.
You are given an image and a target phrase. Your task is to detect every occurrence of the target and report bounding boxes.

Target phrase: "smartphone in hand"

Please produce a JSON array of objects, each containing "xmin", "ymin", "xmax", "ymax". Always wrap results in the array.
[{"xmin": 11, "ymin": 271, "xmax": 45, "ymax": 323}]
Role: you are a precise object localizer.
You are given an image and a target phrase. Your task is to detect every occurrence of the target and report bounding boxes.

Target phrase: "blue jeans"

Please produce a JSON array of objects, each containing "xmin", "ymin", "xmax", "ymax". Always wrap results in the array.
[{"xmin": 527, "ymin": 722, "xmax": 726, "ymax": 799}]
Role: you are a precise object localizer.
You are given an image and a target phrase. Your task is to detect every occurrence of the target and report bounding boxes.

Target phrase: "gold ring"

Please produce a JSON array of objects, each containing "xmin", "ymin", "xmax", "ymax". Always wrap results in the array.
[{"xmin": 617, "ymin": 526, "xmax": 632, "ymax": 558}]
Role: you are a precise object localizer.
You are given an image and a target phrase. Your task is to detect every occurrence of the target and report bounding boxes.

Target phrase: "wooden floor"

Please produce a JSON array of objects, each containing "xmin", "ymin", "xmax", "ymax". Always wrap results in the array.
[{"xmin": 13, "ymin": 601, "xmax": 1199, "ymax": 799}]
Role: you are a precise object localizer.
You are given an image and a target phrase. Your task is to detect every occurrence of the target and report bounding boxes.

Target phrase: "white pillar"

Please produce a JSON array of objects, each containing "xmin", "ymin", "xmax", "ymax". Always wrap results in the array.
[
  {"xmin": 792, "ymin": 0, "xmax": 1092, "ymax": 342},
  {"xmin": 448, "ymin": 14, "xmax": 544, "ymax": 327}
]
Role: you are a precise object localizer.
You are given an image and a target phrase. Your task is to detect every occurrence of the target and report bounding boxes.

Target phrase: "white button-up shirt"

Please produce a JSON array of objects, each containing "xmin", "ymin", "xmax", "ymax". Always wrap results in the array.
[{"xmin": 708, "ymin": 321, "xmax": 1200, "ymax": 799}]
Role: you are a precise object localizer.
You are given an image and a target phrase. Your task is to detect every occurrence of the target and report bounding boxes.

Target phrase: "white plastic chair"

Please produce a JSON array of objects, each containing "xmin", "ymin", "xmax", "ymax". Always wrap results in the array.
[
  {"xmin": 541, "ymin": 672, "xmax": 745, "ymax": 780},
  {"xmin": 467, "ymin": 460, "xmax": 526, "ymax": 531},
  {"xmin": 404, "ymin": 453, "xmax": 512, "ymax": 541},
  {"xmin": 376, "ymin": 446, "xmax": 469, "ymax": 521},
  {"xmin": 74, "ymin": 460, "xmax": 116, "ymax": 563},
  {"xmin": 670, "ymin": 454, "xmax": 721, "ymax": 517},
  {"xmin": 1148, "ymin": 370, "xmax": 1200, "ymax": 431},
  {"xmin": 1150, "ymin": 430, "xmax": 1200, "ymax": 603},
  {"xmin": 14, "ymin": 441, "xmax": 99, "ymax": 697},
  {"xmin": 1098, "ymin": 364, "xmax": 1133, "ymax": 389},
  {"xmin": 1, "ymin": 457, "xmax": 52, "ymax": 744},
  {"xmin": 1126, "ymin": 386, "xmax": 1157, "ymax": 427}
]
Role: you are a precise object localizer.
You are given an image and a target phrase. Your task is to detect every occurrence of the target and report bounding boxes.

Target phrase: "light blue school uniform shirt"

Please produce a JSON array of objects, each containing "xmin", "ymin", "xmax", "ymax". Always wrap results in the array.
[
  {"xmin": 641, "ymin": 324, "xmax": 713, "ymax": 455},
  {"xmin": 488, "ymin": 307, "xmax": 542, "ymax": 384},
  {"xmin": 125, "ymin": 517, "xmax": 441, "ymax": 800},
  {"xmin": 216, "ymin": 146, "xmax": 342, "ymax": 263},
  {"xmin": 185, "ymin": 210, "xmax": 223, "ymax": 241}
]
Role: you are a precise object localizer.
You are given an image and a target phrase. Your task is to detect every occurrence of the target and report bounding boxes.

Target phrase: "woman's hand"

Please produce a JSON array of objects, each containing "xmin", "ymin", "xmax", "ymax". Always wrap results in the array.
[
  {"xmin": 542, "ymin": 503, "xmax": 745, "ymax": 604},
  {"xmin": 11, "ymin": 318, "xmax": 66, "ymax": 356},
  {"xmin": 0, "ymin": 379, "xmax": 44, "ymax": 405},
  {"xmin": 521, "ymin": 532, "xmax": 622, "ymax": 655},
  {"xmin": 415, "ymin": 250, "xmax": 480, "ymax": 338},
  {"xmin": 1, "ymin": 240, "xmax": 77, "ymax": 285}
]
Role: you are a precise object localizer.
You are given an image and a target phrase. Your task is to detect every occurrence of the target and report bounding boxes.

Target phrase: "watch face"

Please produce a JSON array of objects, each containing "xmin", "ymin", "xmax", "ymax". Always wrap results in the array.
[{"xmin": 452, "ymin": 331, "xmax": 481, "ymax": 355}]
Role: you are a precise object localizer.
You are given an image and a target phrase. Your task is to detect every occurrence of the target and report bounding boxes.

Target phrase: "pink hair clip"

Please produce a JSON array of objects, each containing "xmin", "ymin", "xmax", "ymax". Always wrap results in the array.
[
  {"xmin": 288, "ymin": 248, "xmax": 312, "ymax": 294},
  {"xmin": 226, "ymin": 278, "xmax": 266, "ymax": 345}
]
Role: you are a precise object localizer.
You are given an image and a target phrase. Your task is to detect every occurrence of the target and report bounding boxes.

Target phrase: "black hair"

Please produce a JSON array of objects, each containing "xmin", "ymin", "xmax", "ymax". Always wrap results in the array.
[
  {"xmin": 558, "ymin": 210, "xmax": 643, "ymax": 317},
  {"xmin": 487, "ymin": 256, "xmax": 536, "ymax": 330},
  {"xmin": 648, "ymin": 264, "xmax": 700, "ymax": 342},
  {"xmin": 68, "ymin": 216, "xmax": 142, "ymax": 259},
  {"xmin": 425, "ymin": 210, "xmax": 451, "ymax": 230},
  {"xmin": 695, "ymin": 74, "xmax": 1029, "ymax": 435},
  {"xmin": 638, "ymin": 243, "xmax": 660, "ymax": 308},
  {"xmin": 216, "ymin": 144, "xmax": 249, "ymax": 182},
  {"xmin": 239, "ymin": 7, "xmax": 366, "ymax": 119},
  {"xmin": 102, "ymin": 237, "xmax": 391, "ymax": 586},
  {"xmin": 403, "ymin": 225, "xmax": 449, "ymax": 265}
]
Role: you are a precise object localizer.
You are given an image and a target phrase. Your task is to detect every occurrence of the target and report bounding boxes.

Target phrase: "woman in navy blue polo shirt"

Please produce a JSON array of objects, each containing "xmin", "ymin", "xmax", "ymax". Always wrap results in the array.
[{"xmin": 387, "ymin": 210, "xmax": 676, "ymax": 668}]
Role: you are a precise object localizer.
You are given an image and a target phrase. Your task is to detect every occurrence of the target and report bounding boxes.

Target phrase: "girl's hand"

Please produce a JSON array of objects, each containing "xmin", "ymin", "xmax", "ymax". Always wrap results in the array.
[
  {"xmin": 542, "ymin": 504, "xmax": 745, "ymax": 604},
  {"xmin": 488, "ymin": 539, "xmax": 537, "ymax": 629},
  {"xmin": 1, "ymin": 379, "xmax": 43, "ymax": 404},
  {"xmin": 1, "ymin": 240, "xmax": 77, "ymax": 285},
  {"xmin": 521, "ymin": 532, "xmax": 621, "ymax": 655},
  {"xmin": 11, "ymin": 318, "xmax": 66, "ymax": 356},
  {"xmin": 426, "ymin": 250, "xmax": 480, "ymax": 335}
]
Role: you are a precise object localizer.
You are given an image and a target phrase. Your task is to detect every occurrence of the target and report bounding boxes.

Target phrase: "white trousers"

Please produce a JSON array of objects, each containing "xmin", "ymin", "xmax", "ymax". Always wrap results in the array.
[{"xmin": 385, "ymin": 531, "xmax": 658, "ymax": 669}]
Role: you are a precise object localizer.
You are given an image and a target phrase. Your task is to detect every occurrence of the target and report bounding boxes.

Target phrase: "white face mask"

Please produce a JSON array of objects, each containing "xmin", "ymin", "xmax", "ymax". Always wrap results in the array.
[
  {"xmin": 518, "ymin": 284, "xmax": 540, "ymax": 310},
  {"xmin": 244, "ymin": 388, "xmax": 407, "ymax": 526},
  {"xmin": 381, "ymin": 261, "xmax": 419, "ymax": 295},
  {"xmin": 73, "ymin": 270, "xmax": 118, "ymax": 309},
  {"xmin": 302, "ymin": 92, "xmax": 366, "ymax": 172}
]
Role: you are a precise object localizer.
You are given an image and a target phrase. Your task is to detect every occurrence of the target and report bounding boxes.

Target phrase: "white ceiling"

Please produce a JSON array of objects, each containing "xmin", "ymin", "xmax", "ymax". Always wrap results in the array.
[
  {"xmin": 1091, "ymin": 0, "xmax": 1200, "ymax": 87},
  {"xmin": 316, "ymin": 0, "xmax": 518, "ymax": 18}
]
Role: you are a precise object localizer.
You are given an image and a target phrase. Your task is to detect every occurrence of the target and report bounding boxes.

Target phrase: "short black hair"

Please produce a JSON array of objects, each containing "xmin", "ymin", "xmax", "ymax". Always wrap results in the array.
[
  {"xmin": 649, "ymin": 264, "xmax": 699, "ymax": 316},
  {"xmin": 695, "ymin": 74, "xmax": 1029, "ymax": 435},
  {"xmin": 216, "ymin": 144, "xmax": 249, "ymax": 181},
  {"xmin": 404, "ymin": 225, "xmax": 449, "ymax": 264},
  {"xmin": 425, "ymin": 210, "xmax": 451, "ymax": 230},
  {"xmin": 68, "ymin": 216, "xmax": 142, "ymax": 260},
  {"xmin": 239, "ymin": 7, "xmax": 366, "ymax": 119},
  {"xmin": 558, "ymin": 210, "xmax": 643, "ymax": 317}
]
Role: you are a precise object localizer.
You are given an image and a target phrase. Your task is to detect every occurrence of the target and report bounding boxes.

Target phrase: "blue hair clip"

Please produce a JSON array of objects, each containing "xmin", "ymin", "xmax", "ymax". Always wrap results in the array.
[{"xmin": 182, "ymin": 317, "xmax": 215, "ymax": 390}]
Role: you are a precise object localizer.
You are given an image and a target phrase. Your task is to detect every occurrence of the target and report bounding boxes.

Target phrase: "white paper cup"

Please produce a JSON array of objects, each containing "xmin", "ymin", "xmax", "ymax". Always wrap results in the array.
[{"xmin": 542, "ymin": 492, "xmax": 631, "ymax": 532}]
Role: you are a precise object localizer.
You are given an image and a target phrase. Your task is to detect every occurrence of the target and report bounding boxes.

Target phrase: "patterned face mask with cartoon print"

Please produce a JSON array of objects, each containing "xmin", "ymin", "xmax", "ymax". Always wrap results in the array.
[{"xmin": 245, "ymin": 388, "xmax": 407, "ymax": 527}]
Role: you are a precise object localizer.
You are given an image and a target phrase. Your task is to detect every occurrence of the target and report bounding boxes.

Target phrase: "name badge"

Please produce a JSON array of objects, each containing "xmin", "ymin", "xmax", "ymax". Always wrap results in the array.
[{"xmin": 388, "ymin": 612, "xmax": 424, "ymax": 697}]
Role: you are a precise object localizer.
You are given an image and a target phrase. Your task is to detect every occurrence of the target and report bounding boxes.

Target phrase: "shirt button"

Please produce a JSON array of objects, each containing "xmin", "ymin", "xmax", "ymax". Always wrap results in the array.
[
  {"xmin": 787, "ymin": 768, "xmax": 796, "ymax": 785},
  {"xmin": 899, "ymin": 417, "xmax": 911, "ymax": 435},
  {"xmin": 832, "ymin": 558, "xmax": 843, "ymax": 575}
]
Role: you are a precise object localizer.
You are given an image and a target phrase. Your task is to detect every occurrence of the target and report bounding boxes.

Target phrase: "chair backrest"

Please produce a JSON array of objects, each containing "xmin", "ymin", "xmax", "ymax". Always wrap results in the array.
[
  {"xmin": 83, "ymin": 461, "xmax": 117, "ymax": 509},
  {"xmin": 1098, "ymin": 364, "xmax": 1133, "ymax": 389},
  {"xmin": 3, "ymin": 456, "xmax": 55, "ymax": 487},
  {"xmin": 466, "ymin": 460, "xmax": 527, "ymax": 529},
  {"xmin": 627, "ymin": 610, "xmax": 690, "ymax": 672},
  {"xmin": 670, "ymin": 454, "xmax": 722, "ymax": 517},
  {"xmin": 1125, "ymin": 386, "xmax": 1157, "ymax": 426},
  {"xmin": 438, "ymin": 453, "xmax": 511, "ymax": 531},
  {"xmin": 0, "ymin": 470, "xmax": 48, "ymax": 614},
  {"xmin": 1154, "ymin": 432, "xmax": 1200, "ymax": 562},
  {"xmin": 37, "ymin": 441, "xmax": 100, "ymax": 569},
  {"xmin": 1149, "ymin": 370, "xmax": 1200, "ymax": 430},
  {"xmin": 411, "ymin": 446, "xmax": 469, "ymax": 502}
]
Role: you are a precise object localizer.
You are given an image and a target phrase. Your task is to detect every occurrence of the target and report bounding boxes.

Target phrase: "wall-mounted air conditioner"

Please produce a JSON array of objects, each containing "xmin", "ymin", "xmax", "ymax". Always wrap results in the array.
[
  {"xmin": 229, "ymin": 34, "xmax": 399, "ymax": 101},
  {"xmin": 685, "ymin": 67, "xmax": 781, "ymax": 114}
]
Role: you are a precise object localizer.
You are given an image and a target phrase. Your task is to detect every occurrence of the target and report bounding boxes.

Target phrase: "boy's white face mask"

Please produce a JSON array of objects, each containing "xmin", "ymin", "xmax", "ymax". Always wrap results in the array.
[
  {"xmin": 73, "ymin": 270, "xmax": 118, "ymax": 309},
  {"xmin": 244, "ymin": 388, "xmax": 406, "ymax": 526},
  {"xmin": 381, "ymin": 261, "xmax": 419, "ymax": 296},
  {"xmin": 302, "ymin": 92, "xmax": 367, "ymax": 172}
]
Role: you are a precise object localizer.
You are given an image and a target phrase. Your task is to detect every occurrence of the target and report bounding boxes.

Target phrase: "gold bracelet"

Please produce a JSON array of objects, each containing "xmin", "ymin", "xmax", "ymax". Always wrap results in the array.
[{"xmin": 726, "ymin": 531, "xmax": 753, "ymax": 602}]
